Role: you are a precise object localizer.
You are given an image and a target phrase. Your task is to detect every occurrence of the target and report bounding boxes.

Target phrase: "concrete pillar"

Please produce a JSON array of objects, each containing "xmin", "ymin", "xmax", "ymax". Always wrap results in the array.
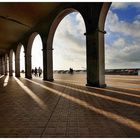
[
  {"xmin": 15, "ymin": 57, "xmax": 20, "ymax": 77},
  {"xmin": 9, "ymin": 54, "xmax": 13, "ymax": 76},
  {"xmin": 98, "ymin": 29, "xmax": 106, "ymax": 87},
  {"xmin": 85, "ymin": 28, "xmax": 106, "ymax": 87},
  {"xmin": 0, "ymin": 58, "xmax": 2, "ymax": 75},
  {"xmin": 7, "ymin": 57, "xmax": 9, "ymax": 74},
  {"xmin": 4, "ymin": 55, "xmax": 8, "ymax": 75},
  {"xmin": 80, "ymin": 4, "xmax": 106, "ymax": 87},
  {"xmin": 42, "ymin": 40, "xmax": 53, "ymax": 81},
  {"xmin": 2, "ymin": 57, "xmax": 5, "ymax": 75},
  {"xmin": 25, "ymin": 33, "xmax": 38, "ymax": 79},
  {"xmin": 25, "ymin": 53, "xmax": 32, "ymax": 79}
]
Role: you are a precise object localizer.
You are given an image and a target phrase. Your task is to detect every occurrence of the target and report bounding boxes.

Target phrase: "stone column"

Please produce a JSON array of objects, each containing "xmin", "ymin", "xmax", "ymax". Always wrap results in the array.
[
  {"xmin": 0, "ymin": 58, "xmax": 2, "ymax": 75},
  {"xmin": 9, "ymin": 54, "xmax": 13, "ymax": 76},
  {"xmin": 25, "ymin": 53, "xmax": 32, "ymax": 79},
  {"xmin": 78, "ymin": 3, "xmax": 107, "ymax": 88},
  {"xmin": 42, "ymin": 41, "xmax": 53, "ymax": 81},
  {"xmin": 85, "ymin": 28, "xmax": 106, "ymax": 87},
  {"xmin": 4, "ymin": 55, "xmax": 8, "ymax": 75},
  {"xmin": 98, "ymin": 29, "xmax": 106, "ymax": 87},
  {"xmin": 2, "ymin": 57, "xmax": 5, "ymax": 75},
  {"xmin": 7, "ymin": 57, "xmax": 9, "ymax": 74},
  {"xmin": 15, "ymin": 57, "xmax": 20, "ymax": 77}
]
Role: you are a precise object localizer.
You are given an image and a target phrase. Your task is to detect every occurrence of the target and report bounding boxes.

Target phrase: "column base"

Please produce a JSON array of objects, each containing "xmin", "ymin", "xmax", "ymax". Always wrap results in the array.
[
  {"xmin": 86, "ymin": 83, "xmax": 106, "ymax": 88},
  {"xmin": 43, "ymin": 78, "xmax": 54, "ymax": 82},
  {"xmin": 15, "ymin": 74, "xmax": 20, "ymax": 78},
  {"xmin": 25, "ymin": 76, "xmax": 32, "ymax": 79}
]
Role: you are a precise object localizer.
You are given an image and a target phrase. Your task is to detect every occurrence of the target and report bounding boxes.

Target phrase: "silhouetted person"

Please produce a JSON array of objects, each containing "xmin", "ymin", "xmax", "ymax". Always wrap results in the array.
[
  {"xmin": 38, "ymin": 67, "xmax": 42, "ymax": 77},
  {"xmin": 34, "ymin": 67, "xmax": 38, "ymax": 77},
  {"xmin": 31, "ymin": 69, "xmax": 34, "ymax": 75},
  {"xmin": 69, "ymin": 68, "xmax": 73, "ymax": 74}
]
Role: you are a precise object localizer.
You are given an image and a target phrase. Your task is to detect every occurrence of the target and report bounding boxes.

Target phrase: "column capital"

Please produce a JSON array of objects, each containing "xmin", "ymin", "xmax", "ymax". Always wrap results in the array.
[
  {"xmin": 42, "ymin": 48, "xmax": 54, "ymax": 51},
  {"xmin": 84, "ymin": 28, "xmax": 106, "ymax": 36},
  {"xmin": 96, "ymin": 28, "xmax": 106, "ymax": 34},
  {"xmin": 26, "ymin": 54, "xmax": 32, "ymax": 57}
]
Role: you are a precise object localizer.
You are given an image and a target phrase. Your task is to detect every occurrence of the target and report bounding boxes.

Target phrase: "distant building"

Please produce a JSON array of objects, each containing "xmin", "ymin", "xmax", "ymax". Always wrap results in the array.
[
  {"xmin": 138, "ymin": 70, "xmax": 140, "ymax": 76},
  {"xmin": 105, "ymin": 68, "xmax": 140, "ymax": 75}
]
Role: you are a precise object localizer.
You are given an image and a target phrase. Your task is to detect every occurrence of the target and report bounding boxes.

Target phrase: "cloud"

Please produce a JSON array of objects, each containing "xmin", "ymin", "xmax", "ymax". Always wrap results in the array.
[
  {"xmin": 111, "ymin": 2, "xmax": 140, "ymax": 9},
  {"xmin": 111, "ymin": 3, "xmax": 130, "ymax": 9},
  {"xmin": 29, "ymin": 8, "xmax": 140, "ymax": 70},
  {"xmin": 53, "ymin": 12, "xmax": 86, "ymax": 70},
  {"xmin": 105, "ymin": 8, "xmax": 140, "ymax": 69},
  {"xmin": 54, "ymin": 10, "xmax": 140, "ymax": 70},
  {"xmin": 112, "ymin": 38, "xmax": 125, "ymax": 48},
  {"xmin": 105, "ymin": 36, "xmax": 140, "ymax": 69},
  {"xmin": 32, "ymin": 35, "xmax": 43, "ymax": 69},
  {"xmin": 55, "ymin": 12, "xmax": 86, "ymax": 48},
  {"xmin": 105, "ymin": 10, "xmax": 140, "ymax": 38}
]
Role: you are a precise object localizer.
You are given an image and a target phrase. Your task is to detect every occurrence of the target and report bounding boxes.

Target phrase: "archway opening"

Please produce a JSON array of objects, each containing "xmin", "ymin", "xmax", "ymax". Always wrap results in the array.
[
  {"xmin": 20, "ymin": 45, "xmax": 25, "ymax": 76},
  {"xmin": 31, "ymin": 34, "xmax": 43, "ymax": 79},
  {"xmin": 105, "ymin": 2, "xmax": 140, "ymax": 87},
  {"xmin": 12, "ymin": 52, "xmax": 15, "ymax": 76},
  {"xmin": 53, "ymin": 11, "xmax": 86, "ymax": 84}
]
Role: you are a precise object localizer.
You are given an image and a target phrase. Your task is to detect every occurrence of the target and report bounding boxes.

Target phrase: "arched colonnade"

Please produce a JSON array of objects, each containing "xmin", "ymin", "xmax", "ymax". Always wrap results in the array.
[{"xmin": 0, "ymin": 3, "xmax": 111, "ymax": 87}]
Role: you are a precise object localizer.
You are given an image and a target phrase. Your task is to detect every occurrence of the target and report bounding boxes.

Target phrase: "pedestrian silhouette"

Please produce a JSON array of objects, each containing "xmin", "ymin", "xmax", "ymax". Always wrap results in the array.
[
  {"xmin": 34, "ymin": 67, "xmax": 38, "ymax": 77},
  {"xmin": 69, "ymin": 67, "xmax": 73, "ymax": 74},
  {"xmin": 38, "ymin": 67, "xmax": 42, "ymax": 77}
]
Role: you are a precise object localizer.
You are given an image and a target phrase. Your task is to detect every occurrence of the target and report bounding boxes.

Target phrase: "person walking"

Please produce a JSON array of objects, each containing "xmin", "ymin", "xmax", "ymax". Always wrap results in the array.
[
  {"xmin": 34, "ymin": 67, "xmax": 38, "ymax": 77},
  {"xmin": 69, "ymin": 67, "xmax": 73, "ymax": 74},
  {"xmin": 38, "ymin": 67, "xmax": 42, "ymax": 77}
]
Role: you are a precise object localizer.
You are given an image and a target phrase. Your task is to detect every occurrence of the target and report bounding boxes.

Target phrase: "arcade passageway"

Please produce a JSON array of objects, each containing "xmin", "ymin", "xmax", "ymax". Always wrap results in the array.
[
  {"xmin": 0, "ymin": 2, "xmax": 111, "ymax": 87},
  {"xmin": 0, "ymin": 74, "xmax": 140, "ymax": 137},
  {"xmin": 1, "ymin": 2, "xmax": 140, "ymax": 138}
]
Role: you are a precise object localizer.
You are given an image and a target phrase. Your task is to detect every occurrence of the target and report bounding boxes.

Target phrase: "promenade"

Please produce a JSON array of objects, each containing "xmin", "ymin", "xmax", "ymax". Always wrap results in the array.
[{"xmin": 0, "ymin": 74, "xmax": 140, "ymax": 137}]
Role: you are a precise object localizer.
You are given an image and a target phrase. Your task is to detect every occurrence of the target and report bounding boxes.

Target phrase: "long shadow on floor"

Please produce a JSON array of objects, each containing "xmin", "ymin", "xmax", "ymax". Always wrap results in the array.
[{"xmin": 18, "ymin": 77, "xmax": 140, "ymax": 137}]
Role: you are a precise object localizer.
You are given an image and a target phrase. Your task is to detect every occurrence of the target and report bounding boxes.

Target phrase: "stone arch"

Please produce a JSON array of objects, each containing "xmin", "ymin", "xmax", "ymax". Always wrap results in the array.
[
  {"xmin": 99, "ymin": 3, "xmax": 111, "ymax": 32},
  {"xmin": 45, "ymin": 8, "xmax": 86, "ymax": 80},
  {"xmin": 15, "ymin": 43, "xmax": 24, "ymax": 77},
  {"xmin": 98, "ymin": 3, "xmax": 111, "ymax": 86},
  {"xmin": 47, "ymin": 8, "xmax": 84, "ymax": 50},
  {"xmin": 26, "ymin": 32, "xmax": 38, "ymax": 58},
  {"xmin": 25, "ymin": 32, "xmax": 42, "ymax": 79}
]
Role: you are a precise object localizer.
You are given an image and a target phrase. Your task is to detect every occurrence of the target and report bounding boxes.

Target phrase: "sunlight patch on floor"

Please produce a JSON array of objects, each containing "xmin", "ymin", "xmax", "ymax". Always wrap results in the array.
[
  {"xmin": 14, "ymin": 77, "xmax": 47, "ymax": 110},
  {"xmin": 0, "ymin": 75, "xmax": 4, "ymax": 79},
  {"xmin": 3, "ymin": 75, "xmax": 9, "ymax": 87},
  {"xmin": 23, "ymin": 77, "xmax": 140, "ymax": 132}
]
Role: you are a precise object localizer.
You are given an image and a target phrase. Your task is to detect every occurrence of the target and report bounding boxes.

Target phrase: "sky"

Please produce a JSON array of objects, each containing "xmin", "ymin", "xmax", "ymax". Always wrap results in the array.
[
  {"xmin": 20, "ymin": 45, "xmax": 25, "ymax": 71},
  {"xmin": 18, "ymin": 35, "xmax": 43, "ymax": 71},
  {"xmin": 19, "ymin": 2, "xmax": 140, "ymax": 70},
  {"xmin": 105, "ymin": 2, "xmax": 140, "ymax": 69},
  {"xmin": 53, "ymin": 12, "xmax": 86, "ymax": 70},
  {"xmin": 31, "ymin": 35, "xmax": 43, "ymax": 70}
]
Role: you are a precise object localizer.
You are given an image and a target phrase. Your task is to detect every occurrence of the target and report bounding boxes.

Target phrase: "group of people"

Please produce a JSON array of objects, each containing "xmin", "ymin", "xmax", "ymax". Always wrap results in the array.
[
  {"xmin": 32, "ymin": 67, "xmax": 42, "ymax": 77},
  {"xmin": 32, "ymin": 67, "xmax": 73, "ymax": 77}
]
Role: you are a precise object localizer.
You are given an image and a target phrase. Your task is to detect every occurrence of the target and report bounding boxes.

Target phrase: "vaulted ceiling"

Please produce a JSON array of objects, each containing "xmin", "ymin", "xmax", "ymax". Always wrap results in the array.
[{"xmin": 0, "ymin": 2, "xmax": 60, "ymax": 56}]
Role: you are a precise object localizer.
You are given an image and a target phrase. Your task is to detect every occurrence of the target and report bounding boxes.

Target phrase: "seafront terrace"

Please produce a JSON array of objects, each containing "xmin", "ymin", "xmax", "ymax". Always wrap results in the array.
[{"xmin": 0, "ymin": 74, "xmax": 140, "ymax": 137}]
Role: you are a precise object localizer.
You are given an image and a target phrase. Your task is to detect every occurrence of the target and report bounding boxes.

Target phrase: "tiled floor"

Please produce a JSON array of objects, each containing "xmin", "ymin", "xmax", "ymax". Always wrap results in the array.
[{"xmin": 0, "ymin": 74, "xmax": 140, "ymax": 137}]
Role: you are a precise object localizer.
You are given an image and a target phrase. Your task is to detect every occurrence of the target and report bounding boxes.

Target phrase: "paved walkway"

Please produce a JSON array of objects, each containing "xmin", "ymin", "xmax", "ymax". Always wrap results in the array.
[{"xmin": 0, "ymin": 74, "xmax": 140, "ymax": 137}]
